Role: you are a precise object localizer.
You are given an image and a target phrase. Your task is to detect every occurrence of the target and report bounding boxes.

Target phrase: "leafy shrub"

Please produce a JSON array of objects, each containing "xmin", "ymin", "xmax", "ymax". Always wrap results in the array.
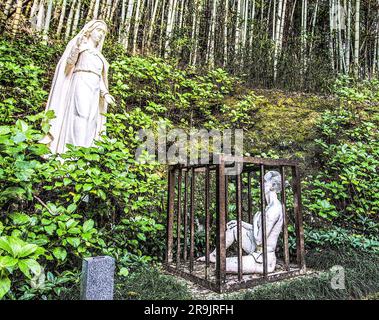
[
  {"xmin": 0, "ymin": 235, "xmax": 44, "ymax": 299},
  {"xmin": 16, "ymin": 270, "xmax": 80, "ymax": 300},
  {"xmin": 0, "ymin": 39, "xmax": 61, "ymax": 124},
  {"xmin": 304, "ymin": 227, "xmax": 379, "ymax": 254},
  {"xmin": 0, "ymin": 109, "xmax": 166, "ymax": 298},
  {"xmin": 220, "ymin": 92, "xmax": 265, "ymax": 125},
  {"xmin": 333, "ymin": 75, "xmax": 379, "ymax": 102},
  {"xmin": 303, "ymin": 106, "xmax": 379, "ymax": 233},
  {"xmin": 111, "ymin": 55, "xmax": 235, "ymax": 126}
]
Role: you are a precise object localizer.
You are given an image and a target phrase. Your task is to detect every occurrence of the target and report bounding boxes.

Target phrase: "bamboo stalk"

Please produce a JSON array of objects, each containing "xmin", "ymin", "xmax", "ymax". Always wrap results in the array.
[
  {"xmin": 71, "ymin": 0, "xmax": 81, "ymax": 36},
  {"xmin": 11, "ymin": 0, "xmax": 23, "ymax": 37},
  {"xmin": 42, "ymin": 0, "xmax": 53, "ymax": 40},
  {"xmin": 64, "ymin": 0, "xmax": 77, "ymax": 40},
  {"xmin": 354, "ymin": 0, "xmax": 360, "ymax": 76},
  {"xmin": 57, "ymin": 0, "xmax": 67, "ymax": 36}
]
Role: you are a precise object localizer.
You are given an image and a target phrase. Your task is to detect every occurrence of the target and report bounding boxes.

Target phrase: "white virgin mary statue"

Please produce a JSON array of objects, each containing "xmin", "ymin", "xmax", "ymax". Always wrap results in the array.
[{"xmin": 40, "ymin": 20, "xmax": 115, "ymax": 154}]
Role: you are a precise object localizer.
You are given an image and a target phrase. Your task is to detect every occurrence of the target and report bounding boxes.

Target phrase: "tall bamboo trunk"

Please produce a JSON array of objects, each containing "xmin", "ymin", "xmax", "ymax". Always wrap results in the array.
[
  {"xmin": 346, "ymin": 0, "xmax": 351, "ymax": 73},
  {"xmin": 164, "ymin": 0, "xmax": 178, "ymax": 58},
  {"xmin": 289, "ymin": 0, "xmax": 297, "ymax": 34},
  {"xmin": 278, "ymin": 0, "xmax": 287, "ymax": 54},
  {"xmin": 309, "ymin": 0, "xmax": 319, "ymax": 58},
  {"xmin": 354, "ymin": 0, "xmax": 360, "ymax": 76},
  {"xmin": 141, "ymin": 0, "xmax": 152, "ymax": 53},
  {"xmin": 301, "ymin": 0, "xmax": 308, "ymax": 79},
  {"xmin": 132, "ymin": 0, "xmax": 142, "ymax": 55},
  {"xmin": 337, "ymin": 0, "xmax": 346, "ymax": 73},
  {"xmin": 242, "ymin": 0, "xmax": 249, "ymax": 47},
  {"xmin": 273, "ymin": 0, "xmax": 284, "ymax": 82},
  {"xmin": 192, "ymin": 1, "xmax": 203, "ymax": 66},
  {"xmin": 122, "ymin": 0, "xmax": 135, "ymax": 49},
  {"xmin": 42, "ymin": 0, "xmax": 54, "ymax": 41},
  {"xmin": 189, "ymin": 0, "xmax": 197, "ymax": 65},
  {"xmin": 36, "ymin": 0, "xmax": 45, "ymax": 32},
  {"xmin": 64, "ymin": 0, "xmax": 77, "ymax": 40},
  {"xmin": 11, "ymin": 0, "xmax": 23, "ymax": 37},
  {"xmin": 3, "ymin": 0, "xmax": 15, "ymax": 22},
  {"xmin": 158, "ymin": 0, "xmax": 167, "ymax": 55},
  {"xmin": 146, "ymin": 0, "xmax": 160, "ymax": 52},
  {"xmin": 272, "ymin": 0, "xmax": 277, "ymax": 40},
  {"xmin": 207, "ymin": 0, "xmax": 218, "ymax": 67},
  {"xmin": 29, "ymin": 0, "xmax": 39, "ymax": 26},
  {"xmin": 223, "ymin": 0, "xmax": 229, "ymax": 67},
  {"xmin": 100, "ymin": 0, "xmax": 112, "ymax": 20},
  {"xmin": 57, "ymin": 0, "xmax": 68, "ymax": 37},
  {"xmin": 93, "ymin": 0, "xmax": 100, "ymax": 19},
  {"xmin": 110, "ymin": 0, "xmax": 121, "ymax": 21},
  {"xmin": 118, "ymin": 0, "xmax": 127, "ymax": 40},
  {"xmin": 248, "ymin": 0, "xmax": 256, "ymax": 52},
  {"xmin": 235, "ymin": 0, "xmax": 241, "ymax": 56},
  {"xmin": 85, "ymin": 0, "xmax": 95, "ymax": 22},
  {"xmin": 329, "ymin": 0, "xmax": 335, "ymax": 72},
  {"xmin": 71, "ymin": 0, "xmax": 81, "ymax": 36},
  {"xmin": 105, "ymin": 0, "xmax": 113, "ymax": 20},
  {"xmin": 178, "ymin": 0, "xmax": 184, "ymax": 29}
]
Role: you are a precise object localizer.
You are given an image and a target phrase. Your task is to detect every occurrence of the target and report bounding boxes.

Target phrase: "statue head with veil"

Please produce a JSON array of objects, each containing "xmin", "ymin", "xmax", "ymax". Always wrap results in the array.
[{"xmin": 40, "ymin": 20, "xmax": 115, "ymax": 155}]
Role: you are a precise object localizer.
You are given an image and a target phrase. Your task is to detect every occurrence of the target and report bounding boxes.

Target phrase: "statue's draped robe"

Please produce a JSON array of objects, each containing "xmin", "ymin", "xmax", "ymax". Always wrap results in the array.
[{"xmin": 64, "ymin": 48, "xmax": 108, "ymax": 149}]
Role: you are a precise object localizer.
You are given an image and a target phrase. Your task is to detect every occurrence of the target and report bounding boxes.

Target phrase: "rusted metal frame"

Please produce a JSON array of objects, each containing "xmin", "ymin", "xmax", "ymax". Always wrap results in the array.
[
  {"xmin": 165, "ymin": 265, "xmax": 221, "ymax": 293},
  {"xmin": 165, "ymin": 263, "xmax": 304, "ymax": 293},
  {"xmin": 281, "ymin": 166, "xmax": 290, "ymax": 271},
  {"xmin": 215, "ymin": 158, "xmax": 226, "ymax": 289},
  {"xmin": 183, "ymin": 171, "xmax": 188, "ymax": 262},
  {"xmin": 166, "ymin": 167, "xmax": 175, "ymax": 264},
  {"xmin": 183, "ymin": 165, "xmax": 218, "ymax": 170},
  {"xmin": 236, "ymin": 164, "xmax": 243, "ymax": 281},
  {"xmin": 260, "ymin": 164, "xmax": 268, "ymax": 277},
  {"xmin": 174, "ymin": 164, "xmax": 218, "ymax": 172},
  {"xmin": 223, "ymin": 269, "xmax": 304, "ymax": 293},
  {"xmin": 247, "ymin": 171, "xmax": 252, "ymax": 224},
  {"xmin": 205, "ymin": 167, "xmax": 210, "ymax": 280},
  {"xmin": 292, "ymin": 165, "xmax": 306, "ymax": 271},
  {"xmin": 176, "ymin": 169, "xmax": 182, "ymax": 269},
  {"xmin": 225, "ymin": 175, "xmax": 228, "ymax": 222},
  {"xmin": 223, "ymin": 155, "xmax": 299, "ymax": 167},
  {"xmin": 243, "ymin": 164, "xmax": 294, "ymax": 174},
  {"xmin": 189, "ymin": 167, "xmax": 195, "ymax": 273}
]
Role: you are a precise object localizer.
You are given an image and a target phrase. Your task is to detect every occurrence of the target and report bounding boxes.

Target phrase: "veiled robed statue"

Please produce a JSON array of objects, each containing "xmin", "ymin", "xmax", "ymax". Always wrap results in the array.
[{"xmin": 40, "ymin": 20, "xmax": 115, "ymax": 154}]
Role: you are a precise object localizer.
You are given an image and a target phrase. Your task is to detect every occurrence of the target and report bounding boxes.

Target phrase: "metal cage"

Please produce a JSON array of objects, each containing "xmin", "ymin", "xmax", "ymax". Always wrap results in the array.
[{"xmin": 164, "ymin": 154, "xmax": 306, "ymax": 293}]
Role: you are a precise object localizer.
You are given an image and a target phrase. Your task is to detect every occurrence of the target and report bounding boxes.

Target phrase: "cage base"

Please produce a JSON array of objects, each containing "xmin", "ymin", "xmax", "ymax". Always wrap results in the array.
[{"xmin": 165, "ymin": 260, "xmax": 307, "ymax": 293}]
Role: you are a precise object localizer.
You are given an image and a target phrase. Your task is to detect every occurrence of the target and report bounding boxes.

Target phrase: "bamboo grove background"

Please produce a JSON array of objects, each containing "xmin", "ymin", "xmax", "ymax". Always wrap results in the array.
[{"xmin": 1, "ymin": 0, "xmax": 379, "ymax": 91}]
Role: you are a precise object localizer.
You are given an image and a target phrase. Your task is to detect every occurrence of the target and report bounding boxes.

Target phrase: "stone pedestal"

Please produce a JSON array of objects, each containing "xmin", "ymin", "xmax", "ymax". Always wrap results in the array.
[{"xmin": 81, "ymin": 256, "xmax": 115, "ymax": 300}]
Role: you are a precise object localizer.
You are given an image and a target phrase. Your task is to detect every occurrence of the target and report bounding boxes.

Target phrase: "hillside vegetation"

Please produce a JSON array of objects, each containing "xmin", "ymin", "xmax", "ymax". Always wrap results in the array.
[{"xmin": 0, "ymin": 35, "xmax": 378, "ymax": 300}]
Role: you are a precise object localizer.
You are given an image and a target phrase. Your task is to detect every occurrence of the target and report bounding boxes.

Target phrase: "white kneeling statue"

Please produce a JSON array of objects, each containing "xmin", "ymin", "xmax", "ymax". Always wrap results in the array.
[
  {"xmin": 40, "ymin": 20, "xmax": 115, "ymax": 154},
  {"xmin": 198, "ymin": 171, "xmax": 284, "ymax": 274}
]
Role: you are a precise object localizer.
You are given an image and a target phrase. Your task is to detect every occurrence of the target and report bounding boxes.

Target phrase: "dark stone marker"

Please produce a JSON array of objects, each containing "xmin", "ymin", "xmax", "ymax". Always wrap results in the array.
[{"xmin": 81, "ymin": 256, "xmax": 115, "ymax": 300}]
